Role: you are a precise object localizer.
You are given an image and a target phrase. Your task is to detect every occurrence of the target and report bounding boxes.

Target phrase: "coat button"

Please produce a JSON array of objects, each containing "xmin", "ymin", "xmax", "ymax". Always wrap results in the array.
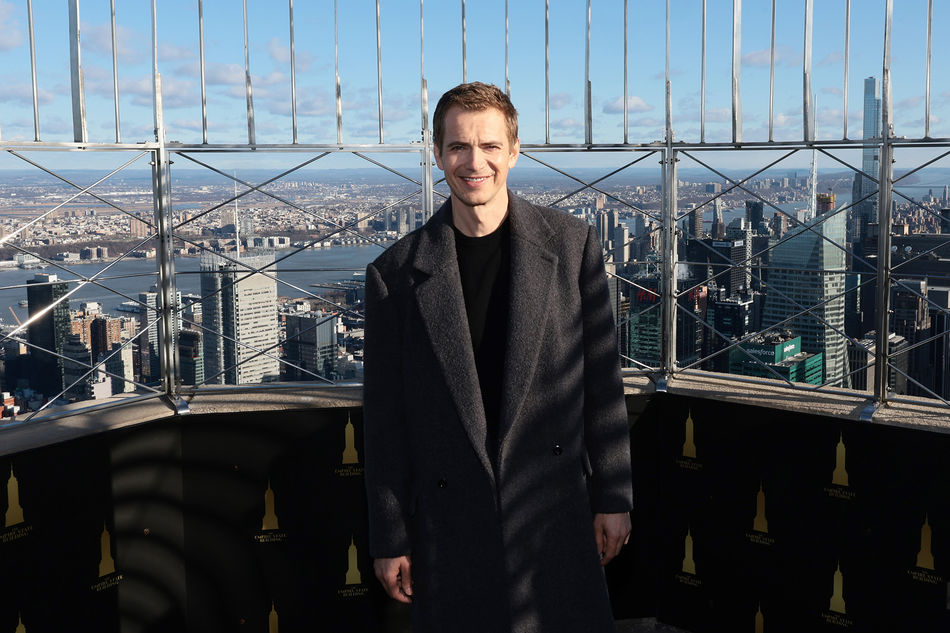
[
  {"xmin": 552, "ymin": 444, "xmax": 563, "ymax": 456},
  {"xmin": 438, "ymin": 478, "xmax": 448, "ymax": 488}
]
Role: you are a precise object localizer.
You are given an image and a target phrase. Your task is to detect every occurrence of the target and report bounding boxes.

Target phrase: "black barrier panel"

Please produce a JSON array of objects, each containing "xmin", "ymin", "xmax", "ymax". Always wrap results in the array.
[
  {"xmin": 1, "ymin": 437, "xmax": 120, "ymax": 632},
  {"xmin": 650, "ymin": 393, "xmax": 950, "ymax": 633}
]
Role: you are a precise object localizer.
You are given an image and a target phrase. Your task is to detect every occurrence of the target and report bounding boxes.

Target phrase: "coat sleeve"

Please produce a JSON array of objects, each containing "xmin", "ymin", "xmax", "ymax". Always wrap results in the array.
[
  {"xmin": 363, "ymin": 262, "xmax": 413, "ymax": 558},
  {"xmin": 579, "ymin": 225, "xmax": 634, "ymax": 514}
]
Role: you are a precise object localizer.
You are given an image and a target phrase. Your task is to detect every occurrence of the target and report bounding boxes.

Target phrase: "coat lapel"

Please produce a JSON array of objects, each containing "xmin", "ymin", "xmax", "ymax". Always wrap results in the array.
[
  {"xmin": 498, "ymin": 196, "xmax": 558, "ymax": 455},
  {"xmin": 412, "ymin": 203, "xmax": 496, "ymax": 482}
]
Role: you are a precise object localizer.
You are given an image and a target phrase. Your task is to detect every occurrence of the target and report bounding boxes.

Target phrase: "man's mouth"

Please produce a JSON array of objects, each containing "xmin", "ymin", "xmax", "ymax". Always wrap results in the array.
[{"xmin": 461, "ymin": 176, "xmax": 490, "ymax": 184}]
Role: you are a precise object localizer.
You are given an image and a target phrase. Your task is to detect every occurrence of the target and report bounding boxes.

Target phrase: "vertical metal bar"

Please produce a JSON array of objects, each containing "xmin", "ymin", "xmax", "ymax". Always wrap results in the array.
[
  {"xmin": 701, "ymin": 0, "xmax": 706, "ymax": 143},
  {"xmin": 843, "ymin": 0, "xmax": 850, "ymax": 139},
  {"xmin": 334, "ymin": 0, "xmax": 343, "ymax": 145},
  {"xmin": 420, "ymin": 0, "xmax": 433, "ymax": 224},
  {"xmin": 665, "ymin": 0, "xmax": 672, "ymax": 143},
  {"xmin": 290, "ymin": 0, "xmax": 299, "ymax": 143},
  {"xmin": 585, "ymin": 0, "xmax": 591, "ymax": 145},
  {"xmin": 505, "ymin": 0, "xmax": 510, "ymax": 95},
  {"xmin": 27, "ymin": 0, "xmax": 40, "ymax": 141},
  {"xmin": 623, "ymin": 0, "xmax": 628, "ymax": 144},
  {"xmin": 768, "ymin": 0, "xmax": 775, "ymax": 142},
  {"xmin": 376, "ymin": 0, "xmax": 384, "ymax": 143},
  {"xmin": 545, "ymin": 0, "xmax": 550, "ymax": 144},
  {"xmin": 109, "ymin": 0, "xmax": 120, "ymax": 142},
  {"xmin": 925, "ymin": 0, "xmax": 933, "ymax": 137},
  {"xmin": 149, "ymin": 0, "xmax": 180, "ymax": 400},
  {"xmin": 661, "ymin": 148, "xmax": 679, "ymax": 378},
  {"xmin": 461, "ymin": 0, "xmax": 467, "ymax": 83},
  {"xmin": 873, "ymin": 0, "xmax": 895, "ymax": 406},
  {"xmin": 803, "ymin": 0, "xmax": 814, "ymax": 141},
  {"xmin": 151, "ymin": 0, "xmax": 160, "ymax": 137},
  {"xmin": 198, "ymin": 0, "xmax": 208, "ymax": 143},
  {"xmin": 68, "ymin": 0, "xmax": 88, "ymax": 143},
  {"xmin": 731, "ymin": 0, "xmax": 741, "ymax": 143},
  {"xmin": 243, "ymin": 0, "xmax": 256, "ymax": 145}
]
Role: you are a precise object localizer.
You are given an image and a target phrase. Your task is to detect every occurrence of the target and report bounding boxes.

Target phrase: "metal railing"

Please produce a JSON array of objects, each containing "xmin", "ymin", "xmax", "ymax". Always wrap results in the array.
[{"xmin": 0, "ymin": 0, "xmax": 948, "ymax": 424}]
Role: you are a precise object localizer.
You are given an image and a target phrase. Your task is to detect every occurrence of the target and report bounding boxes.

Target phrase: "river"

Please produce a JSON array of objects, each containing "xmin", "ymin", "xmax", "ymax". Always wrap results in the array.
[{"xmin": 0, "ymin": 244, "xmax": 384, "ymax": 328}]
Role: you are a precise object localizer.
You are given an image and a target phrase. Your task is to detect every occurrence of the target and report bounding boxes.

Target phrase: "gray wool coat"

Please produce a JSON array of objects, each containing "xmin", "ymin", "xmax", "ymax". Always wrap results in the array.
[{"xmin": 363, "ymin": 193, "xmax": 633, "ymax": 633}]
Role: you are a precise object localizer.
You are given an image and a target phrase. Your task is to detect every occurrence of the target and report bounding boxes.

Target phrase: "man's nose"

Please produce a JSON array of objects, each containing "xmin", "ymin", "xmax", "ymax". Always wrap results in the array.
[{"xmin": 464, "ymin": 147, "xmax": 485, "ymax": 170}]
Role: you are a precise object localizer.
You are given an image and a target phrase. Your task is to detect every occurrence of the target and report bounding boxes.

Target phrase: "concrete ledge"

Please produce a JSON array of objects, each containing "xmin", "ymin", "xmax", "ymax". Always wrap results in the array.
[{"xmin": 622, "ymin": 370, "xmax": 950, "ymax": 433}]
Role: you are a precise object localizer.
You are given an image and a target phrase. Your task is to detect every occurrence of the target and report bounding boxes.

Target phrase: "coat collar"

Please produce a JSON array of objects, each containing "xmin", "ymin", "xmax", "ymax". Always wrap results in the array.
[{"xmin": 411, "ymin": 193, "xmax": 558, "ymax": 480}]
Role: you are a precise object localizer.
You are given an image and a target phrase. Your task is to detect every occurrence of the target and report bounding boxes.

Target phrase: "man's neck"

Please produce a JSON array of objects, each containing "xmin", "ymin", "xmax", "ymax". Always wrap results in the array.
[{"xmin": 451, "ymin": 192, "xmax": 509, "ymax": 237}]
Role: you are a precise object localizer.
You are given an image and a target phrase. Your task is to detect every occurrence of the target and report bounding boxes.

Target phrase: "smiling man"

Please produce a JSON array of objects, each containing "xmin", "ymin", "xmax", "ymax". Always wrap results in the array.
[{"xmin": 363, "ymin": 82, "xmax": 633, "ymax": 633}]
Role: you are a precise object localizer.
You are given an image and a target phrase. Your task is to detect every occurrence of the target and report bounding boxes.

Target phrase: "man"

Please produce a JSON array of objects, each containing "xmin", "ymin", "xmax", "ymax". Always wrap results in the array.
[{"xmin": 363, "ymin": 82, "xmax": 632, "ymax": 633}]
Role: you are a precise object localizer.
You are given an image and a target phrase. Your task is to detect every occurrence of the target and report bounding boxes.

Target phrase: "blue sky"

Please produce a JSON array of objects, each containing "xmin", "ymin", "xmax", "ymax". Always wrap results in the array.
[{"xmin": 0, "ymin": 1, "xmax": 947, "ymax": 163}]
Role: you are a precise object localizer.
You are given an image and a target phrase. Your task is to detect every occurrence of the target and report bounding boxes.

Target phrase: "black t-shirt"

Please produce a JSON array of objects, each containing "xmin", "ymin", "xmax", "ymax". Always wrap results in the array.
[{"xmin": 453, "ymin": 218, "xmax": 511, "ymax": 452}]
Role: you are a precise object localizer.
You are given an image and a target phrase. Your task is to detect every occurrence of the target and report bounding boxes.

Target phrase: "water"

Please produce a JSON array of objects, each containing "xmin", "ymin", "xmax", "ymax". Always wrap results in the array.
[{"xmin": 0, "ymin": 244, "xmax": 384, "ymax": 328}]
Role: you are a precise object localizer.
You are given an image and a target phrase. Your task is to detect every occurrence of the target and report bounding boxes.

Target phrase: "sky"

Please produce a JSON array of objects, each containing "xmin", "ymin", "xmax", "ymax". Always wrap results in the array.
[{"xmin": 0, "ymin": 0, "xmax": 948, "ymax": 172}]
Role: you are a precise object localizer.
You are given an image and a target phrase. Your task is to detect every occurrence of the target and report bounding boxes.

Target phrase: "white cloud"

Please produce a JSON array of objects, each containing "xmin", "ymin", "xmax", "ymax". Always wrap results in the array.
[
  {"xmin": 0, "ymin": 2, "xmax": 24, "ymax": 51},
  {"xmin": 551, "ymin": 117, "xmax": 582, "ymax": 133},
  {"xmin": 82, "ymin": 22, "xmax": 149, "ymax": 65},
  {"xmin": 266, "ymin": 37, "xmax": 314, "ymax": 72},
  {"xmin": 630, "ymin": 116, "xmax": 663, "ymax": 128},
  {"xmin": 0, "ymin": 82, "xmax": 56, "ymax": 105},
  {"xmin": 822, "ymin": 86, "xmax": 843, "ymax": 97},
  {"xmin": 817, "ymin": 52, "xmax": 843, "ymax": 67},
  {"xmin": 551, "ymin": 92, "xmax": 571, "ymax": 110},
  {"xmin": 896, "ymin": 95, "xmax": 924, "ymax": 110},
  {"xmin": 603, "ymin": 95, "xmax": 652, "ymax": 114},
  {"xmin": 742, "ymin": 46, "xmax": 799, "ymax": 68}
]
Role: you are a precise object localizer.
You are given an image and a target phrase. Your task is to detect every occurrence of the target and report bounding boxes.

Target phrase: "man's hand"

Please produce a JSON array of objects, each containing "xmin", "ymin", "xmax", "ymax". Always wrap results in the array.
[
  {"xmin": 593, "ymin": 512, "xmax": 631, "ymax": 566},
  {"xmin": 374, "ymin": 555, "xmax": 413, "ymax": 603}
]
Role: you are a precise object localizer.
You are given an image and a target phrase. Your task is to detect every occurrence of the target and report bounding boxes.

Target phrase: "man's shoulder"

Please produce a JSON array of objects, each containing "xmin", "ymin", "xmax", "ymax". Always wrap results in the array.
[{"xmin": 508, "ymin": 193, "xmax": 594, "ymax": 242}]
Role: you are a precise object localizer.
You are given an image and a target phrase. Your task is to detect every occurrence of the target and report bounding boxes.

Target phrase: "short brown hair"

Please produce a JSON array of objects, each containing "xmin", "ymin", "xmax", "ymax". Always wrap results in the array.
[{"xmin": 432, "ymin": 82, "xmax": 519, "ymax": 150}]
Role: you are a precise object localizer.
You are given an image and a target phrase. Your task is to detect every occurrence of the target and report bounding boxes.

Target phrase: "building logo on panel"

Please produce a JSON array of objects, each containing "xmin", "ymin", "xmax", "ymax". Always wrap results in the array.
[
  {"xmin": 675, "ymin": 526, "xmax": 701, "ymax": 588},
  {"xmin": 335, "ymin": 412, "xmax": 364, "ymax": 478},
  {"xmin": 2, "ymin": 463, "xmax": 33, "ymax": 543},
  {"xmin": 821, "ymin": 561, "xmax": 853, "ymax": 627},
  {"xmin": 676, "ymin": 410, "xmax": 702, "ymax": 471},
  {"xmin": 14, "ymin": 612, "xmax": 26, "ymax": 633},
  {"xmin": 255, "ymin": 480, "xmax": 287, "ymax": 544},
  {"xmin": 268, "ymin": 602, "xmax": 279, "ymax": 633},
  {"xmin": 338, "ymin": 535, "xmax": 369, "ymax": 598},
  {"xmin": 92, "ymin": 522, "xmax": 123, "ymax": 591},
  {"xmin": 909, "ymin": 513, "xmax": 942, "ymax": 585},
  {"xmin": 746, "ymin": 481, "xmax": 775, "ymax": 547},
  {"xmin": 825, "ymin": 433, "xmax": 855, "ymax": 501}
]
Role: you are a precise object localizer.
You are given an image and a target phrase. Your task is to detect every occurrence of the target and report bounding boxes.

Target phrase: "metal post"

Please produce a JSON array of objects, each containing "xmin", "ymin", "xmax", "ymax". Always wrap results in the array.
[
  {"xmin": 660, "ymin": 147, "xmax": 678, "ymax": 386},
  {"xmin": 290, "ymin": 0, "xmax": 299, "ymax": 143},
  {"xmin": 198, "ymin": 0, "xmax": 208, "ymax": 144},
  {"xmin": 803, "ymin": 0, "xmax": 814, "ymax": 141},
  {"xmin": 110, "ymin": 0, "xmax": 121, "ymax": 143},
  {"xmin": 68, "ymin": 0, "xmax": 88, "ymax": 143},
  {"xmin": 243, "ymin": 0, "xmax": 256, "ymax": 145},
  {"xmin": 731, "ymin": 0, "xmax": 742, "ymax": 143},
  {"xmin": 872, "ymin": 0, "xmax": 895, "ymax": 409},
  {"xmin": 27, "ymin": 0, "xmax": 40, "ymax": 141}
]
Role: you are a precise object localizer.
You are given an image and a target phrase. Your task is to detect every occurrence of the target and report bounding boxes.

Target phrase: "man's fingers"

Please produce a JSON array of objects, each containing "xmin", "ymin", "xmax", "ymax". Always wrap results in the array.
[
  {"xmin": 374, "ymin": 556, "xmax": 413, "ymax": 603},
  {"xmin": 399, "ymin": 557, "xmax": 413, "ymax": 598}
]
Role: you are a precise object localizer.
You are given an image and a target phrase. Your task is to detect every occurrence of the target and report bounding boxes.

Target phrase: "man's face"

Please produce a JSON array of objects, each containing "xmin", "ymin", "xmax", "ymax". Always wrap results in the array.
[{"xmin": 434, "ymin": 106, "xmax": 520, "ymax": 214}]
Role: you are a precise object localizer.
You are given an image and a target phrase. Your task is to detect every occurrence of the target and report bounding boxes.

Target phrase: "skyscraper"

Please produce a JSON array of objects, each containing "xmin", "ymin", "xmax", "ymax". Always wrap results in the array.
[
  {"xmin": 26, "ymin": 273, "xmax": 70, "ymax": 399},
  {"xmin": 200, "ymin": 252, "xmax": 280, "ymax": 385},
  {"xmin": 762, "ymin": 211, "xmax": 850, "ymax": 387},
  {"xmin": 852, "ymin": 77, "xmax": 881, "ymax": 245},
  {"xmin": 283, "ymin": 312, "xmax": 339, "ymax": 381}
]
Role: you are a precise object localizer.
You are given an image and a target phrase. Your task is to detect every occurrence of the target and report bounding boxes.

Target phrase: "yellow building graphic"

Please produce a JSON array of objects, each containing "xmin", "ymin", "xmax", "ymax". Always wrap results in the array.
[
  {"xmin": 682, "ymin": 411, "xmax": 697, "ymax": 459},
  {"xmin": 917, "ymin": 514, "xmax": 935, "ymax": 570},
  {"xmin": 5, "ymin": 464, "xmax": 25, "ymax": 527},
  {"xmin": 832, "ymin": 433, "xmax": 849, "ymax": 487},
  {"xmin": 99, "ymin": 523, "xmax": 116, "ymax": 577},
  {"xmin": 753, "ymin": 482, "xmax": 768, "ymax": 533},
  {"xmin": 262, "ymin": 481, "xmax": 279, "ymax": 531},
  {"xmin": 268, "ymin": 602, "xmax": 279, "ymax": 633},
  {"xmin": 346, "ymin": 536, "xmax": 362, "ymax": 585},
  {"xmin": 829, "ymin": 562, "xmax": 846, "ymax": 614},
  {"xmin": 342, "ymin": 413, "xmax": 359, "ymax": 465},
  {"xmin": 682, "ymin": 528, "xmax": 696, "ymax": 575}
]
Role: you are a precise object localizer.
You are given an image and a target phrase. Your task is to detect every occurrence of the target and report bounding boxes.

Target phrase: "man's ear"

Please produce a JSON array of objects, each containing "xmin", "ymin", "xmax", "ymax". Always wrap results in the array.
[
  {"xmin": 433, "ymin": 144, "xmax": 444, "ymax": 171},
  {"xmin": 508, "ymin": 137, "xmax": 520, "ymax": 168}
]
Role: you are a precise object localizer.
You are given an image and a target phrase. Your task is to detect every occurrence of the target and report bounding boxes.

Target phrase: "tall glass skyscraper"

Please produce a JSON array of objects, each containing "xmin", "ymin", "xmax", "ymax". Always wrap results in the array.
[
  {"xmin": 762, "ymin": 211, "xmax": 850, "ymax": 387},
  {"xmin": 853, "ymin": 76, "xmax": 881, "ymax": 243},
  {"xmin": 200, "ymin": 252, "xmax": 280, "ymax": 385}
]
